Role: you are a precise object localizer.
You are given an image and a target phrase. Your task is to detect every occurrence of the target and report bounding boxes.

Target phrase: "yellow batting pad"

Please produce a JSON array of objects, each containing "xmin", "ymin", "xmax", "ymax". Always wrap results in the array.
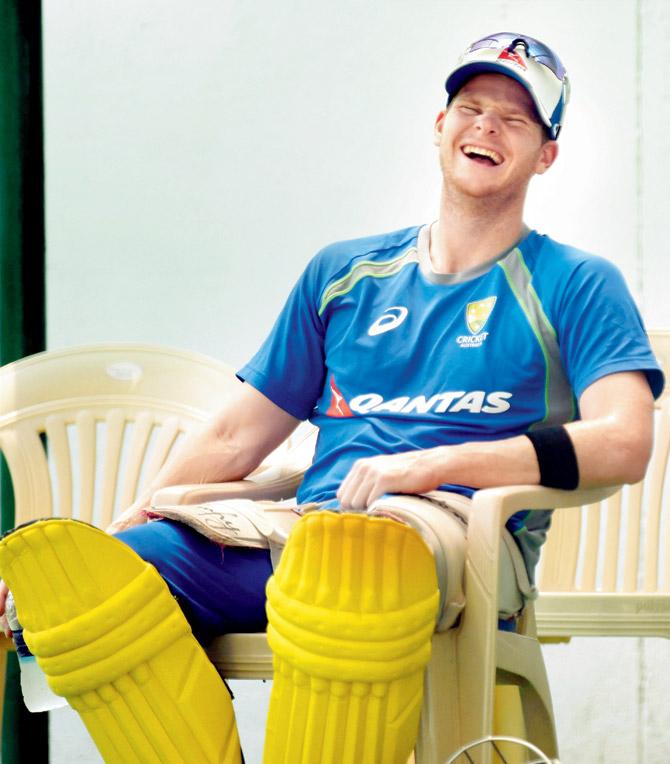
[
  {"xmin": 264, "ymin": 511, "xmax": 439, "ymax": 764},
  {"xmin": 0, "ymin": 519, "xmax": 241, "ymax": 764}
]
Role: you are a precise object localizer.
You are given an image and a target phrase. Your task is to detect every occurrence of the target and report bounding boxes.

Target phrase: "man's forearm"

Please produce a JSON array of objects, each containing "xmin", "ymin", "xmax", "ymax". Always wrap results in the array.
[
  {"xmin": 337, "ymin": 422, "xmax": 648, "ymax": 510},
  {"xmin": 131, "ymin": 423, "xmax": 258, "ymax": 510},
  {"xmin": 108, "ymin": 422, "xmax": 259, "ymax": 532},
  {"xmin": 108, "ymin": 382, "xmax": 300, "ymax": 532},
  {"xmin": 337, "ymin": 372, "xmax": 654, "ymax": 509},
  {"xmin": 428, "ymin": 414, "xmax": 651, "ymax": 491}
]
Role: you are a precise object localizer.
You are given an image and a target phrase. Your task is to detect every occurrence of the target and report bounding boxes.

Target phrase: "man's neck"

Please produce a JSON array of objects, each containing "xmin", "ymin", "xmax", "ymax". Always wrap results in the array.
[{"xmin": 430, "ymin": 187, "xmax": 527, "ymax": 274}]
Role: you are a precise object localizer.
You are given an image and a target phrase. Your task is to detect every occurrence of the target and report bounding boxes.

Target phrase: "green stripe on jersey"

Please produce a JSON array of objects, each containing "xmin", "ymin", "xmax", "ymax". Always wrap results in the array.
[
  {"xmin": 318, "ymin": 247, "xmax": 419, "ymax": 316},
  {"xmin": 498, "ymin": 249, "xmax": 575, "ymax": 426}
]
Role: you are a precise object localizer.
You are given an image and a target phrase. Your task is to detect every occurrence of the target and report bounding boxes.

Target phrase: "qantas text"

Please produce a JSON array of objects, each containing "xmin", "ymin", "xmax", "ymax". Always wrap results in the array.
[{"xmin": 348, "ymin": 390, "xmax": 512, "ymax": 415}]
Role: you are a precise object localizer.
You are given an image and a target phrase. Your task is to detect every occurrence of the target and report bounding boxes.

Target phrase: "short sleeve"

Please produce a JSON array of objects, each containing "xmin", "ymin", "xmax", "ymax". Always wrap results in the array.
[
  {"xmin": 237, "ymin": 256, "xmax": 327, "ymax": 420},
  {"xmin": 555, "ymin": 257, "xmax": 664, "ymax": 400}
]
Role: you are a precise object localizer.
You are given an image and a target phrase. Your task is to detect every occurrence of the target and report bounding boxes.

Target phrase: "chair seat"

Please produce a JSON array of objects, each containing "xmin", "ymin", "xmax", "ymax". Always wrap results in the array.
[{"xmin": 208, "ymin": 633, "xmax": 272, "ymax": 679}]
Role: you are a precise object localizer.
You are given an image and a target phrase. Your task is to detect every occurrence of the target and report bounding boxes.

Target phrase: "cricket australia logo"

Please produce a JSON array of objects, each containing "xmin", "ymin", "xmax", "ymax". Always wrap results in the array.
[{"xmin": 457, "ymin": 296, "xmax": 496, "ymax": 348}]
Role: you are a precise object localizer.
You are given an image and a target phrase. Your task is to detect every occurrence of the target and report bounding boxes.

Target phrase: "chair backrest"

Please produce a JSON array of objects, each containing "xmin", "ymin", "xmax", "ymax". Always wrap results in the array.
[
  {"xmin": 535, "ymin": 330, "xmax": 670, "ymax": 635},
  {"xmin": 0, "ymin": 344, "xmax": 240, "ymax": 529}
]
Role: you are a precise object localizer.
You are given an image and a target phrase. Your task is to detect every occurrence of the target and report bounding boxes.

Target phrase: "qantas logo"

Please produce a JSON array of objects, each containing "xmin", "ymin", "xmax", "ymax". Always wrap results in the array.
[
  {"xmin": 368, "ymin": 306, "xmax": 408, "ymax": 336},
  {"xmin": 497, "ymin": 47, "xmax": 527, "ymax": 70},
  {"xmin": 326, "ymin": 375, "xmax": 353, "ymax": 417},
  {"xmin": 325, "ymin": 381, "xmax": 512, "ymax": 417},
  {"xmin": 350, "ymin": 391, "xmax": 512, "ymax": 415}
]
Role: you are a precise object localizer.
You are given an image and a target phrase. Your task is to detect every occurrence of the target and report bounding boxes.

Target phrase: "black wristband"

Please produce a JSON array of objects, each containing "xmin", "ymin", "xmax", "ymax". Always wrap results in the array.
[{"xmin": 525, "ymin": 425, "xmax": 579, "ymax": 490}]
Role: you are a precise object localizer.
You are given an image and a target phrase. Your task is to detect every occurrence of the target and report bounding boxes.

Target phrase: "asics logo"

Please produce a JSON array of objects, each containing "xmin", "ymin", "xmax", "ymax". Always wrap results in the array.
[{"xmin": 368, "ymin": 306, "xmax": 408, "ymax": 336}]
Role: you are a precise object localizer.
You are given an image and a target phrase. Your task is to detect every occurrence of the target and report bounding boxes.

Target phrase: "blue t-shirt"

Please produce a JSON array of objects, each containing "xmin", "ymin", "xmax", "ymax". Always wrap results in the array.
[{"xmin": 238, "ymin": 224, "xmax": 664, "ymax": 577}]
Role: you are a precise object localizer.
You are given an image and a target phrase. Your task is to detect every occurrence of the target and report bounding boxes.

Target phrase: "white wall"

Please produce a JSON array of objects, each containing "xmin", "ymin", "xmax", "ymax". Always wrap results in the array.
[{"xmin": 43, "ymin": 1, "xmax": 670, "ymax": 762}]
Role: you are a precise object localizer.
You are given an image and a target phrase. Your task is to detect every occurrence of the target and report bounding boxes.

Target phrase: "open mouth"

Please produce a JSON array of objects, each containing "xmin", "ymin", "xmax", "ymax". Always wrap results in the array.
[{"xmin": 461, "ymin": 145, "xmax": 504, "ymax": 166}]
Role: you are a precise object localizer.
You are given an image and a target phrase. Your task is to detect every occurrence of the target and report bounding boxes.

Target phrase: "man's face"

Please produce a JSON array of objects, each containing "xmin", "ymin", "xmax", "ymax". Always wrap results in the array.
[{"xmin": 434, "ymin": 73, "xmax": 558, "ymax": 202}]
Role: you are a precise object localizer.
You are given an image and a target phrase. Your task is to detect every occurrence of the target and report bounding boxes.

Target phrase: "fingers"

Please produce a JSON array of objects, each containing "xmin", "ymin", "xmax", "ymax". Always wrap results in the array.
[
  {"xmin": 337, "ymin": 480, "xmax": 379, "ymax": 510},
  {"xmin": 336, "ymin": 450, "xmax": 440, "ymax": 510},
  {"xmin": 337, "ymin": 457, "xmax": 389, "ymax": 510}
]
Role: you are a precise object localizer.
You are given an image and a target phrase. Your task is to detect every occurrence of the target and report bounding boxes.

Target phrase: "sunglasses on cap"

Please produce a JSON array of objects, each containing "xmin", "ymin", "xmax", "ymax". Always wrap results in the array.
[
  {"xmin": 466, "ymin": 33, "xmax": 567, "ymax": 80},
  {"xmin": 445, "ymin": 32, "xmax": 570, "ymax": 139}
]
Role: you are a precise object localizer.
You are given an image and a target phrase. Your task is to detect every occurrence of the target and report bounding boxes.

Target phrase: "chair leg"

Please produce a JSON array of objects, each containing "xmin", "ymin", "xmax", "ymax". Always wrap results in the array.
[
  {"xmin": 496, "ymin": 632, "xmax": 559, "ymax": 758},
  {"xmin": 414, "ymin": 630, "xmax": 460, "ymax": 764},
  {"xmin": 517, "ymin": 680, "xmax": 559, "ymax": 758},
  {"xmin": 416, "ymin": 630, "xmax": 559, "ymax": 763},
  {"xmin": 493, "ymin": 685, "xmax": 527, "ymax": 764}
]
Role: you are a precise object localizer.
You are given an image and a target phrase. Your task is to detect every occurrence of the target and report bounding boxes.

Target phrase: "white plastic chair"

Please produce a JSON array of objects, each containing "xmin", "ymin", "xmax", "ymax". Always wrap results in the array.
[
  {"xmin": 163, "ymin": 333, "xmax": 670, "ymax": 763},
  {"xmin": 3, "ymin": 336, "xmax": 667, "ymax": 764},
  {"xmin": 159, "ymin": 459, "xmax": 620, "ymax": 760},
  {"xmin": 0, "ymin": 343, "xmax": 242, "ymax": 726},
  {"xmin": 164, "ymin": 450, "xmax": 618, "ymax": 764}
]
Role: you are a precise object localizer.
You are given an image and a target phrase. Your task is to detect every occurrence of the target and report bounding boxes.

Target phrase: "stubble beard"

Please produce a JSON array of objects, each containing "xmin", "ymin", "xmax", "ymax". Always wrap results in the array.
[{"xmin": 440, "ymin": 154, "xmax": 531, "ymax": 219}]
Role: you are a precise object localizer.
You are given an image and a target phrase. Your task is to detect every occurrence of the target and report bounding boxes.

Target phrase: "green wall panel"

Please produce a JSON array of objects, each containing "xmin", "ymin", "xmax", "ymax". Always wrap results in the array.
[{"xmin": 0, "ymin": 1, "xmax": 47, "ymax": 761}]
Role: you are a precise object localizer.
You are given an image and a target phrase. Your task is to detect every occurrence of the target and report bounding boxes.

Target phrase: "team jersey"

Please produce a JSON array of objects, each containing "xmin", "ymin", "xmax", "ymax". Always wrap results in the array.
[{"xmin": 238, "ymin": 224, "xmax": 664, "ymax": 578}]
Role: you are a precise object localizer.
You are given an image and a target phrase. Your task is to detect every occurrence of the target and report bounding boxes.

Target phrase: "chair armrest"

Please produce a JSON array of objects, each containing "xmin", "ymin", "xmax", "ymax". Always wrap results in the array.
[
  {"xmin": 453, "ymin": 482, "xmax": 623, "ymax": 718},
  {"xmin": 466, "ymin": 483, "xmax": 621, "ymax": 600},
  {"xmin": 472, "ymin": 483, "xmax": 621, "ymax": 523},
  {"xmin": 151, "ymin": 463, "xmax": 306, "ymax": 506},
  {"xmin": 462, "ymin": 484, "xmax": 620, "ymax": 623},
  {"xmin": 151, "ymin": 423, "xmax": 318, "ymax": 507}
]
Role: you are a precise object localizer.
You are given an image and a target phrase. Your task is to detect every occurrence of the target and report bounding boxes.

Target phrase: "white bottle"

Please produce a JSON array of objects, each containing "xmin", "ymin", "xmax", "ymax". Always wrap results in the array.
[{"xmin": 5, "ymin": 590, "xmax": 67, "ymax": 712}]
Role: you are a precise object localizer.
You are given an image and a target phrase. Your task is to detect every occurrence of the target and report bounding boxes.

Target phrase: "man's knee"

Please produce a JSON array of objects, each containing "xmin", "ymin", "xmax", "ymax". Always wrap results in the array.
[
  {"xmin": 367, "ymin": 493, "xmax": 532, "ymax": 629},
  {"xmin": 367, "ymin": 493, "xmax": 467, "ymax": 630}
]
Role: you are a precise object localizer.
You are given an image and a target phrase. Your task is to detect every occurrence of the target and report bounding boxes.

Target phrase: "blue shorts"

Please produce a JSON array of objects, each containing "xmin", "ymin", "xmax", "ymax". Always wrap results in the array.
[
  {"xmin": 116, "ymin": 519, "xmax": 272, "ymax": 645},
  {"xmin": 116, "ymin": 513, "xmax": 521, "ymax": 644}
]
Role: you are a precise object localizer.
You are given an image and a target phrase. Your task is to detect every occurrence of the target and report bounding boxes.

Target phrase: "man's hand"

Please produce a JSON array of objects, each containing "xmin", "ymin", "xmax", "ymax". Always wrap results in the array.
[{"xmin": 336, "ymin": 450, "xmax": 443, "ymax": 510}]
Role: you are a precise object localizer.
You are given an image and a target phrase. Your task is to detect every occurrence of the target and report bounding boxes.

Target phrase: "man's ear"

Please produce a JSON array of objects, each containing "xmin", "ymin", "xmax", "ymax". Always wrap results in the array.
[
  {"xmin": 433, "ymin": 109, "xmax": 447, "ymax": 146},
  {"xmin": 535, "ymin": 139, "xmax": 559, "ymax": 175}
]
